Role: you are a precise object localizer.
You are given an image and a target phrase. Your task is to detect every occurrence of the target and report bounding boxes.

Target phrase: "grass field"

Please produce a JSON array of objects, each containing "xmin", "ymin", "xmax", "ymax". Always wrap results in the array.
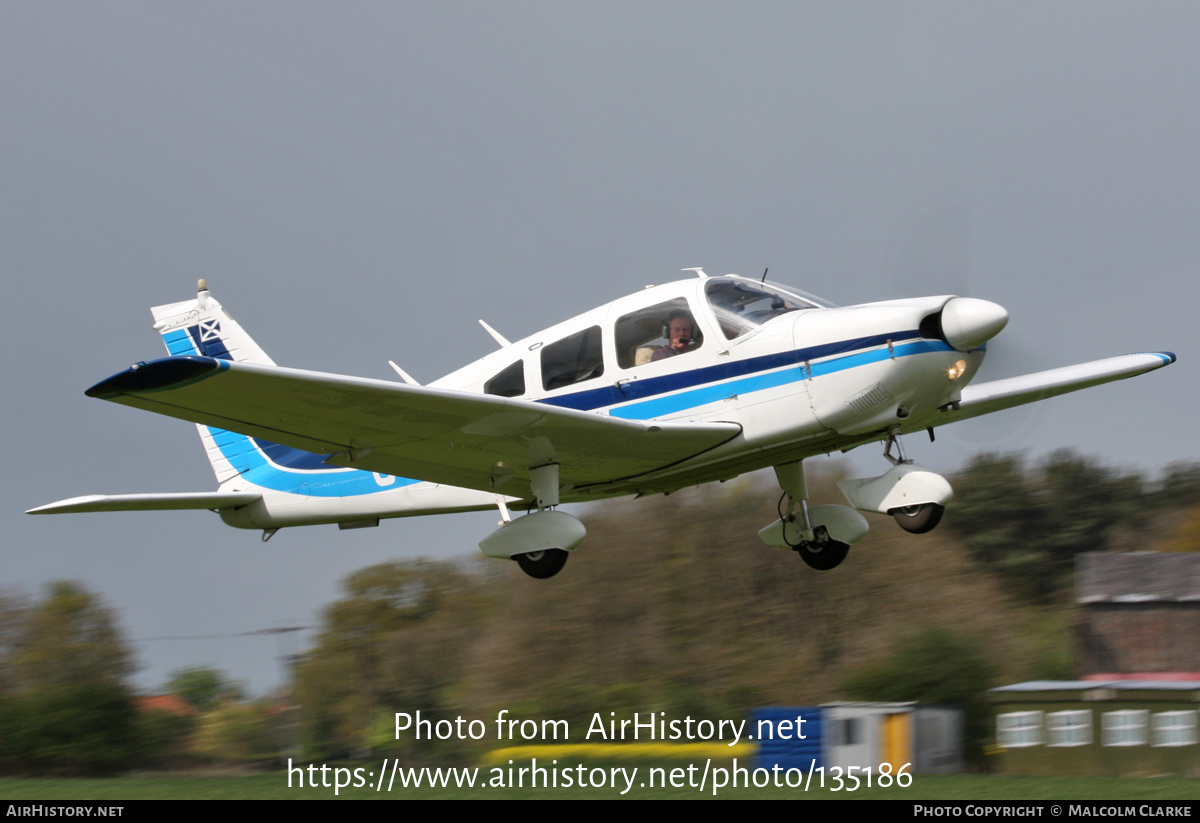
[{"xmin": 1, "ymin": 773, "xmax": 1198, "ymax": 800}]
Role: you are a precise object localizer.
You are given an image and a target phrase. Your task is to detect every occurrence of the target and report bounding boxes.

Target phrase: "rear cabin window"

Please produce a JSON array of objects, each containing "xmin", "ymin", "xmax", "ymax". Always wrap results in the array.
[
  {"xmin": 541, "ymin": 326, "xmax": 604, "ymax": 391},
  {"xmin": 615, "ymin": 298, "xmax": 703, "ymax": 368},
  {"xmin": 484, "ymin": 360, "xmax": 525, "ymax": 398}
]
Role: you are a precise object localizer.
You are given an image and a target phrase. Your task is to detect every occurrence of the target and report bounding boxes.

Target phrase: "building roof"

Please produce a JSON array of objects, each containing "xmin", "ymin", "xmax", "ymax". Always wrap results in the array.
[
  {"xmin": 137, "ymin": 693, "xmax": 197, "ymax": 716},
  {"xmin": 991, "ymin": 680, "xmax": 1200, "ymax": 693},
  {"xmin": 1076, "ymin": 552, "xmax": 1200, "ymax": 603}
]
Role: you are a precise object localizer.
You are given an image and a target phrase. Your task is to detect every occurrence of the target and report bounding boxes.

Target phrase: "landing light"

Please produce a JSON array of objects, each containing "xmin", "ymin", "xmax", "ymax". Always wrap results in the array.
[{"xmin": 947, "ymin": 360, "xmax": 968, "ymax": 381}]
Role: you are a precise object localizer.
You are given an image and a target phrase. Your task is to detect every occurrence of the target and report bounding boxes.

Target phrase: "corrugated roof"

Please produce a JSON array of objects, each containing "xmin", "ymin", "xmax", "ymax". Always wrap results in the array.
[{"xmin": 1076, "ymin": 552, "xmax": 1200, "ymax": 603}]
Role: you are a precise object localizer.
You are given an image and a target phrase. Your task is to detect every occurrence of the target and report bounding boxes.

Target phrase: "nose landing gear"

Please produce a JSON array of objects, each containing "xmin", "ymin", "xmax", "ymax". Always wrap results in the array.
[
  {"xmin": 891, "ymin": 502, "xmax": 945, "ymax": 534},
  {"xmin": 837, "ymin": 429, "xmax": 954, "ymax": 535}
]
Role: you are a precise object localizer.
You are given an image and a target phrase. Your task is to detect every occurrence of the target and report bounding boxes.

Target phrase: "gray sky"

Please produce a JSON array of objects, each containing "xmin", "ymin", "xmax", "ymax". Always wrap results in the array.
[{"xmin": 4, "ymin": 2, "xmax": 1197, "ymax": 695}]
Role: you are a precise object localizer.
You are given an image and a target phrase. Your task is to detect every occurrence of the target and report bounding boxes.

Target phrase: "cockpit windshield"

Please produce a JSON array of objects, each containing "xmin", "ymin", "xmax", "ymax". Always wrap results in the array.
[{"xmin": 704, "ymin": 277, "xmax": 836, "ymax": 340}]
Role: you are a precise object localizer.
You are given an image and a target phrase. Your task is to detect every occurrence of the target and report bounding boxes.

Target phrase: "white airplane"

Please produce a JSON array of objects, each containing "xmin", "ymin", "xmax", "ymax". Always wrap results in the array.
[{"xmin": 30, "ymin": 271, "xmax": 1175, "ymax": 579}]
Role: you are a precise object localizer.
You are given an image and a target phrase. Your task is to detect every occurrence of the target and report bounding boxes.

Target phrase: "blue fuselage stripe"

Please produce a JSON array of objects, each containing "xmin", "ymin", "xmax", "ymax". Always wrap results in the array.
[{"xmin": 606, "ymin": 337, "xmax": 951, "ymax": 420}]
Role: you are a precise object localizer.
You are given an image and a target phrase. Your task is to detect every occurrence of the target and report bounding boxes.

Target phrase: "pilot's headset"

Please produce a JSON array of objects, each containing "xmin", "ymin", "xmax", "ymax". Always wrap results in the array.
[{"xmin": 663, "ymin": 310, "xmax": 701, "ymax": 346}]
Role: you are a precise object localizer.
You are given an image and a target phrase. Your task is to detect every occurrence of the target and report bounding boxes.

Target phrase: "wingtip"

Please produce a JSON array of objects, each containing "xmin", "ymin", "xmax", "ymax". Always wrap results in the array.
[{"xmin": 86, "ymin": 356, "xmax": 225, "ymax": 398}]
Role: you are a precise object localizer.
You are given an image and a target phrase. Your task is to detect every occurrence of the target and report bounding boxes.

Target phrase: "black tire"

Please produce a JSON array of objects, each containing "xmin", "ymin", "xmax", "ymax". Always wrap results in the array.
[
  {"xmin": 794, "ymin": 540, "xmax": 849, "ymax": 571},
  {"xmin": 890, "ymin": 503, "xmax": 945, "ymax": 534},
  {"xmin": 514, "ymin": 549, "xmax": 569, "ymax": 579}
]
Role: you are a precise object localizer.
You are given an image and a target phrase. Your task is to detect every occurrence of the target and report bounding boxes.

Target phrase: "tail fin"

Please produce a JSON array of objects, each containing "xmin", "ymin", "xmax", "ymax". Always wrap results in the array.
[
  {"xmin": 151, "ymin": 281, "xmax": 274, "ymax": 483},
  {"xmin": 152, "ymin": 280, "xmax": 275, "ymax": 366}
]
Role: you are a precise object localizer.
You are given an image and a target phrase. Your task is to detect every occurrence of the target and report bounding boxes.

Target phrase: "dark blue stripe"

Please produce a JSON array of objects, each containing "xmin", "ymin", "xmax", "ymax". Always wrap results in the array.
[
  {"xmin": 252, "ymin": 438, "xmax": 333, "ymax": 470},
  {"xmin": 539, "ymin": 329, "xmax": 923, "ymax": 412}
]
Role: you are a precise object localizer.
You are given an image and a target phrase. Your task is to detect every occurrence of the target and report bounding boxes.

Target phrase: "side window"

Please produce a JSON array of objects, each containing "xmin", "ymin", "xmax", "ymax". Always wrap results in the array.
[
  {"xmin": 541, "ymin": 326, "xmax": 604, "ymax": 390},
  {"xmin": 484, "ymin": 360, "xmax": 525, "ymax": 398},
  {"xmin": 614, "ymin": 298, "xmax": 702, "ymax": 368}
]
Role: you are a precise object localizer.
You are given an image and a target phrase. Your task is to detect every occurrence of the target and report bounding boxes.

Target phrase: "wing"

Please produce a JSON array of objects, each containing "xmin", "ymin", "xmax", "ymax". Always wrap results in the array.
[
  {"xmin": 27, "ymin": 492, "xmax": 262, "ymax": 515},
  {"xmin": 85, "ymin": 356, "xmax": 742, "ymax": 495},
  {"xmin": 912, "ymin": 352, "xmax": 1175, "ymax": 430}
]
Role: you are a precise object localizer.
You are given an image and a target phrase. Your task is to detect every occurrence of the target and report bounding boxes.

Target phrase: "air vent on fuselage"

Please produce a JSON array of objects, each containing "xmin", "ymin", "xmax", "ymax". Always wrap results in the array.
[
  {"xmin": 919, "ymin": 310, "xmax": 945, "ymax": 343},
  {"xmin": 846, "ymin": 383, "xmax": 895, "ymax": 416}
]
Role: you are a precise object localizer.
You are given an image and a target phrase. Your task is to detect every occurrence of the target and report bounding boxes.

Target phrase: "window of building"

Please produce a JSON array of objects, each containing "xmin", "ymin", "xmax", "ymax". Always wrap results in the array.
[
  {"xmin": 541, "ymin": 326, "xmax": 604, "ymax": 391},
  {"xmin": 997, "ymin": 711, "xmax": 1042, "ymax": 748},
  {"xmin": 484, "ymin": 360, "xmax": 525, "ymax": 398},
  {"xmin": 1152, "ymin": 711, "xmax": 1197, "ymax": 748},
  {"xmin": 831, "ymin": 717, "xmax": 861, "ymax": 747},
  {"xmin": 1047, "ymin": 710, "xmax": 1092, "ymax": 747},
  {"xmin": 1102, "ymin": 710, "xmax": 1148, "ymax": 747}
]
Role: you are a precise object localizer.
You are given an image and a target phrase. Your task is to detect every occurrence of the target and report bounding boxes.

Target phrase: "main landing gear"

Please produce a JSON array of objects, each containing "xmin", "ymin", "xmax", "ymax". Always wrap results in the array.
[
  {"xmin": 478, "ymin": 463, "xmax": 585, "ymax": 580},
  {"xmin": 514, "ymin": 548, "xmax": 570, "ymax": 579},
  {"xmin": 758, "ymin": 461, "xmax": 869, "ymax": 570}
]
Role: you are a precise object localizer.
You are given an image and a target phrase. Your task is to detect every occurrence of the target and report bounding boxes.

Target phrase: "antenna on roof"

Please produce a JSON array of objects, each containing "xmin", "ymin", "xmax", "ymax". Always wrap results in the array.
[
  {"xmin": 681, "ymin": 267, "xmax": 707, "ymax": 279},
  {"xmin": 761, "ymin": 268, "xmax": 769, "ymax": 283}
]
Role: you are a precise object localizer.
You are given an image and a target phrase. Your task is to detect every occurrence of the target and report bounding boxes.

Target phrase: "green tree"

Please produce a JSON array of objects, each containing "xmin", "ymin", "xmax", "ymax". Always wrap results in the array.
[
  {"xmin": 166, "ymin": 666, "xmax": 239, "ymax": 713},
  {"xmin": 0, "ymin": 582, "xmax": 140, "ymax": 775},
  {"xmin": 839, "ymin": 628, "xmax": 995, "ymax": 767},
  {"xmin": 294, "ymin": 561, "xmax": 486, "ymax": 761},
  {"xmin": 192, "ymin": 700, "xmax": 278, "ymax": 765},
  {"xmin": 947, "ymin": 450, "xmax": 1146, "ymax": 601}
]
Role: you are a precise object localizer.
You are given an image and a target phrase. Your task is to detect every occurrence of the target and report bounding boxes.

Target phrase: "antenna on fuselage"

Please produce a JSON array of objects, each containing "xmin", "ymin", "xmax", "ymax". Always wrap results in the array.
[
  {"xmin": 681, "ymin": 267, "xmax": 707, "ymax": 279},
  {"xmin": 761, "ymin": 268, "xmax": 769, "ymax": 282},
  {"xmin": 478, "ymin": 319, "xmax": 511, "ymax": 348},
  {"xmin": 388, "ymin": 361, "xmax": 421, "ymax": 385}
]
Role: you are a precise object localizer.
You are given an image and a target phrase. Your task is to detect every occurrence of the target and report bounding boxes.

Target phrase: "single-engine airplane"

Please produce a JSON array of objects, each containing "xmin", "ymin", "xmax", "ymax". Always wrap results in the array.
[{"xmin": 30, "ymin": 271, "xmax": 1175, "ymax": 578}]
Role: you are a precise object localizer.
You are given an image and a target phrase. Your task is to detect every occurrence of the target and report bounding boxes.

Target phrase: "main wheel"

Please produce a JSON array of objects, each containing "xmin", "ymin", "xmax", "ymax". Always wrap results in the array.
[
  {"xmin": 514, "ymin": 548, "xmax": 569, "ymax": 579},
  {"xmin": 794, "ymin": 540, "xmax": 849, "ymax": 571},
  {"xmin": 890, "ymin": 503, "xmax": 945, "ymax": 534}
]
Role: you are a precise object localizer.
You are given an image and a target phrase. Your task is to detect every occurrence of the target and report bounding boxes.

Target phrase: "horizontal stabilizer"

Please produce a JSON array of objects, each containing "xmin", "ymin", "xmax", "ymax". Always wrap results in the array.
[
  {"xmin": 27, "ymin": 492, "xmax": 262, "ymax": 515},
  {"xmin": 930, "ymin": 352, "xmax": 1176, "ymax": 427}
]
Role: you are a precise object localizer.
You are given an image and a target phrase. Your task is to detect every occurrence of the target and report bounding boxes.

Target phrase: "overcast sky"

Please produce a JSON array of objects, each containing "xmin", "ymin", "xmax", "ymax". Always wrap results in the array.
[{"xmin": 4, "ymin": 2, "xmax": 1197, "ymax": 695}]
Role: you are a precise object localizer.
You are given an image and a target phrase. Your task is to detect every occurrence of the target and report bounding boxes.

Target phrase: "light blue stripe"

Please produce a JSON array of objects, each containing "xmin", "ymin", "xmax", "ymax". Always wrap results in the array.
[
  {"xmin": 162, "ymin": 328, "xmax": 194, "ymax": 356},
  {"xmin": 610, "ymin": 339, "xmax": 952, "ymax": 420},
  {"xmin": 159, "ymin": 325, "xmax": 417, "ymax": 497}
]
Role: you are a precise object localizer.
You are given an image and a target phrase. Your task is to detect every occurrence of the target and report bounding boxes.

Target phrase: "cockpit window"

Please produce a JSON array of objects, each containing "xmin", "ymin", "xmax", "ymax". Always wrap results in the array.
[
  {"xmin": 705, "ymin": 278, "xmax": 831, "ymax": 340},
  {"xmin": 615, "ymin": 298, "xmax": 703, "ymax": 368},
  {"xmin": 541, "ymin": 325, "xmax": 604, "ymax": 390}
]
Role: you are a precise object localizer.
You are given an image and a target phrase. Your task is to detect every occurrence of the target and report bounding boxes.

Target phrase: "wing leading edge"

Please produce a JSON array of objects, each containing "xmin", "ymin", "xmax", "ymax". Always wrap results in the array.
[
  {"xmin": 27, "ymin": 492, "xmax": 262, "ymax": 515},
  {"xmin": 84, "ymin": 356, "xmax": 742, "ymax": 496},
  {"xmin": 917, "ymin": 352, "xmax": 1176, "ymax": 430}
]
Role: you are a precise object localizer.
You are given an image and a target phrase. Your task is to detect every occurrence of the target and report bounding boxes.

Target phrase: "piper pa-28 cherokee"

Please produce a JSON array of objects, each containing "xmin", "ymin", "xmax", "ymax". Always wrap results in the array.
[{"xmin": 30, "ymin": 271, "xmax": 1175, "ymax": 579}]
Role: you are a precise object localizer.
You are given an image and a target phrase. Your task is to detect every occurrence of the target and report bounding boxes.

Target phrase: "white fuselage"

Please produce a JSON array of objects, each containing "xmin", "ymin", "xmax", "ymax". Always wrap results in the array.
[{"xmin": 216, "ymin": 277, "xmax": 982, "ymax": 530}]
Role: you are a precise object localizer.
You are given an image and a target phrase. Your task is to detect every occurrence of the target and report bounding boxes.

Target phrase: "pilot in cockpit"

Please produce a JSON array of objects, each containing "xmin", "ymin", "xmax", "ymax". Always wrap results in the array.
[{"xmin": 651, "ymin": 310, "xmax": 699, "ymax": 361}]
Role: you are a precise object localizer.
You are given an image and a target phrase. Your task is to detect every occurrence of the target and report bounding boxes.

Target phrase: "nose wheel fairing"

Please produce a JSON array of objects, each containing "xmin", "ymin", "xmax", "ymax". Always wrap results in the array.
[{"xmin": 836, "ymin": 462, "xmax": 953, "ymax": 516}]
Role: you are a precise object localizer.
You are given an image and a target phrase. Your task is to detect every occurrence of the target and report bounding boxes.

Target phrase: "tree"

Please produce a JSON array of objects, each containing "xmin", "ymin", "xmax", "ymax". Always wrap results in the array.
[
  {"xmin": 946, "ymin": 450, "xmax": 1147, "ymax": 601},
  {"xmin": 192, "ymin": 700, "xmax": 278, "ymax": 765},
  {"xmin": 294, "ymin": 561, "xmax": 487, "ymax": 761},
  {"xmin": 166, "ymin": 666, "xmax": 239, "ymax": 713},
  {"xmin": 0, "ymin": 582, "xmax": 140, "ymax": 775},
  {"xmin": 839, "ymin": 628, "xmax": 995, "ymax": 766}
]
